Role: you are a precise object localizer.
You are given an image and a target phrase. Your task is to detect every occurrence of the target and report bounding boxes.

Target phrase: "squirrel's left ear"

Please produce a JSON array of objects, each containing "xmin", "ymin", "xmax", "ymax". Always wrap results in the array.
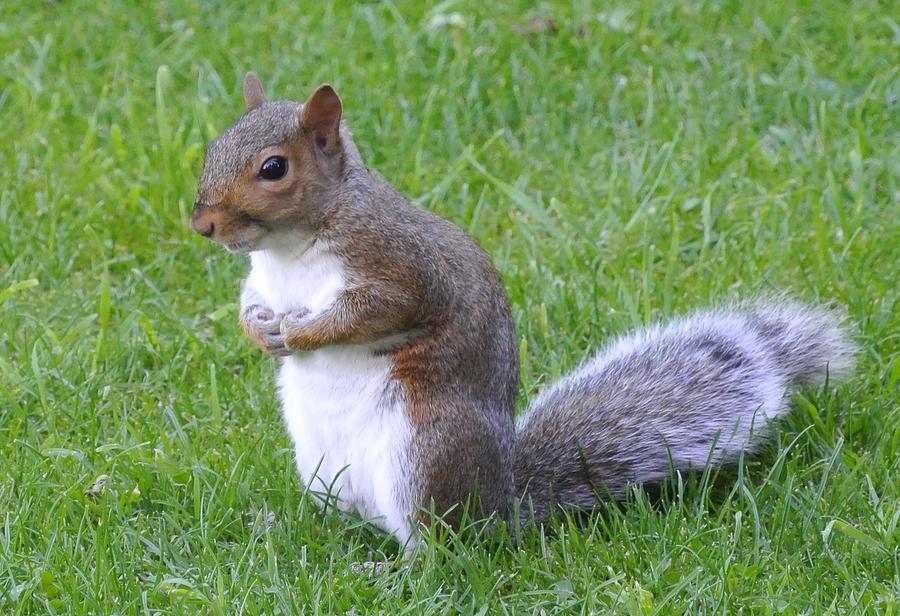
[
  {"xmin": 300, "ymin": 84, "xmax": 342, "ymax": 152},
  {"xmin": 243, "ymin": 72, "xmax": 267, "ymax": 111}
]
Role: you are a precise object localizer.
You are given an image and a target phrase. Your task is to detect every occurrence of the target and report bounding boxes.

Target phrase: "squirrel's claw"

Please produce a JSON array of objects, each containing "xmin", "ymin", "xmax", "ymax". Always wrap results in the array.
[{"xmin": 262, "ymin": 330, "xmax": 293, "ymax": 357}]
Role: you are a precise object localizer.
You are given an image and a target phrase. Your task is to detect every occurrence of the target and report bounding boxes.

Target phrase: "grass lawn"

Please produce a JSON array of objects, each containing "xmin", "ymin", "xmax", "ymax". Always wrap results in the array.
[{"xmin": 1, "ymin": 0, "xmax": 898, "ymax": 613}]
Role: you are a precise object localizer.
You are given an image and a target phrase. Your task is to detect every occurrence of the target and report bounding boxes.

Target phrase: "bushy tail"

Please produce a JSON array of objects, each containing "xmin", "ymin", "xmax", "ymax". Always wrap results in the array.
[{"xmin": 513, "ymin": 300, "xmax": 856, "ymax": 520}]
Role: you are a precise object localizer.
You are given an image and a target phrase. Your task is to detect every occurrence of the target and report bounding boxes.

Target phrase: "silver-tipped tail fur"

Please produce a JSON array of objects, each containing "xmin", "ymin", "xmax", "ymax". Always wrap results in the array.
[{"xmin": 513, "ymin": 300, "xmax": 856, "ymax": 520}]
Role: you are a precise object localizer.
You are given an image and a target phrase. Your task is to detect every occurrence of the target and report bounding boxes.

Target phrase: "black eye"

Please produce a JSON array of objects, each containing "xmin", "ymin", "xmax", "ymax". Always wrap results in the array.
[{"xmin": 259, "ymin": 156, "xmax": 287, "ymax": 180}]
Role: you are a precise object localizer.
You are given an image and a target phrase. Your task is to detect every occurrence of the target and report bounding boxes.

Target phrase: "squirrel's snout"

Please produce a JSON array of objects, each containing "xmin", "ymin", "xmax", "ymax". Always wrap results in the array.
[
  {"xmin": 195, "ymin": 220, "xmax": 215, "ymax": 238},
  {"xmin": 191, "ymin": 206, "xmax": 216, "ymax": 239}
]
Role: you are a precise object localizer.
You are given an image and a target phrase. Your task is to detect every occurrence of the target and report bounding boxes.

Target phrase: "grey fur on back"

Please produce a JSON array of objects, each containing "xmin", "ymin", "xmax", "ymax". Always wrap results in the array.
[{"xmin": 513, "ymin": 299, "xmax": 856, "ymax": 520}]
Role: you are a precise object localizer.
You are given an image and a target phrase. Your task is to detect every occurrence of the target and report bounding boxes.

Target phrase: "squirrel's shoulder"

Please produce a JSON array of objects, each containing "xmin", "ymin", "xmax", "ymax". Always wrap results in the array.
[{"xmin": 326, "ymin": 171, "xmax": 499, "ymax": 281}]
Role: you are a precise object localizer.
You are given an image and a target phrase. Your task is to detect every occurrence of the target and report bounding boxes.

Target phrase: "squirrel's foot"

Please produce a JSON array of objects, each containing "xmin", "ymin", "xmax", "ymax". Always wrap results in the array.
[{"xmin": 348, "ymin": 561, "xmax": 394, "ymax": 577}]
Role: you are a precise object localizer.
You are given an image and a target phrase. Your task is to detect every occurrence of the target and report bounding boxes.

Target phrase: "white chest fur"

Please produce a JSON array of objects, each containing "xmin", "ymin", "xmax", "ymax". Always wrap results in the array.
[
  {"xmin": 245, "ymin": 240, "xmax": 413, "ymax": 545},
  {"xmin": 247, "ymin": 240, "xmax": 345, "ymax": 315}
]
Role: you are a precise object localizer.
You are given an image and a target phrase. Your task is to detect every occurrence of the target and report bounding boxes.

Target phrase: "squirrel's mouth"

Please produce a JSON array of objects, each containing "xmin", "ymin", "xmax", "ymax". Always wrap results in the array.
[
  {"xmin": 224, "ymin": 238, "xmax": 259, "ymax": 253},
  {"xmin": 220, "ymin": 224, "xmax": 267, "ymax": 253}
]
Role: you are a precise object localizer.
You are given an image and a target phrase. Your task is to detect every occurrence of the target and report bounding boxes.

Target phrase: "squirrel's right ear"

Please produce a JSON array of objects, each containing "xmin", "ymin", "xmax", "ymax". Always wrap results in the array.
[
  {"xmin": 300, "ymin": 84, "xmax": 342, "ymax": 153},
  {"xmin": 243, "ymin": 72, "xmax": 267, "ymax": 111}
]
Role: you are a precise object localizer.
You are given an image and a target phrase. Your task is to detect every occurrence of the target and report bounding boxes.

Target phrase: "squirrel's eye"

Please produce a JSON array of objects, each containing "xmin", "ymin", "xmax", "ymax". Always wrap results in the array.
[{"xmin": 259, "ymin": 156, "xmax": 288, "ymax": 180}]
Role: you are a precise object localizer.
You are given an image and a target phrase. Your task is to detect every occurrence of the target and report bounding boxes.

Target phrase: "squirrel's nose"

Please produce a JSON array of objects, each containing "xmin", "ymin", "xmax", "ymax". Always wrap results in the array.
[
  {"xmin": 191, "ymin": 210, "xmax": 216, "ymax": 238},
  {"xmin": 196, "ymin": 221, "xmax": 215, "ymax": 238}
]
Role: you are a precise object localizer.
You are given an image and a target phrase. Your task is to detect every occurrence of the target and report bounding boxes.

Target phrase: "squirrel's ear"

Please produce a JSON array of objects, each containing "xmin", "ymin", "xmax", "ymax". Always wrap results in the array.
[
  {"xmin": 243, "ymin": 72, "xmax": 267, "ymax": 111},
  {"xmin": 300, "ymin": 84, "xmax": 342, "ymax": 152}
]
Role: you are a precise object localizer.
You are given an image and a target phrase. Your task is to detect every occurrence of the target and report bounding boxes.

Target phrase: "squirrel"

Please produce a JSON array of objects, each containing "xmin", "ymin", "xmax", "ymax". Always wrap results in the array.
[{"xmin": 191, "ymin": 73, "xmax": 856, "ymax": 549}]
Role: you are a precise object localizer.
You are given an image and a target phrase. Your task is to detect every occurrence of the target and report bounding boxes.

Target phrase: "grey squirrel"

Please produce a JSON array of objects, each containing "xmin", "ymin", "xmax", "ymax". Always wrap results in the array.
[{"xmin": 190, "ymin": 74, "xmax": 856, "ymax": 548}]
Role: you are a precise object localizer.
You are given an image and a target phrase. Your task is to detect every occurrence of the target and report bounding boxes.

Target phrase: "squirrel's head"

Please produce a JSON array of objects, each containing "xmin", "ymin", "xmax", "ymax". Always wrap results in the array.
[{"xmin": 191, "ymin": 73, "xmax": 345, "ymax": 252}]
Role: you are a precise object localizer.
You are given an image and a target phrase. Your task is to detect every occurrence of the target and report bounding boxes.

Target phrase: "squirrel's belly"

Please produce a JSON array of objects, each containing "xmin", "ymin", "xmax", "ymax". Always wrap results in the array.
[{"xmin": 276, "ymin": 344, "xmax": 414, "ymax": 543}]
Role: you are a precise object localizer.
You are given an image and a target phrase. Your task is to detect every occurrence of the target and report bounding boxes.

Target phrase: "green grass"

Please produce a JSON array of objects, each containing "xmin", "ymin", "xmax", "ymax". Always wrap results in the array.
[{"xmin": 1, "ymin": 0, "xmax": 898, "ymax": 613}]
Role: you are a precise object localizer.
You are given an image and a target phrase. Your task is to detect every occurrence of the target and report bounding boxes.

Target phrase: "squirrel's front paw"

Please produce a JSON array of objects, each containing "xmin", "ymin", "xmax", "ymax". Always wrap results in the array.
[
  {"xmin": 241, "ymin": 304, "xmax": 292, "ymax": 357},
  {"xmin": 280, "ymin": 309, "xmax": 320, "ymax": 351}
]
